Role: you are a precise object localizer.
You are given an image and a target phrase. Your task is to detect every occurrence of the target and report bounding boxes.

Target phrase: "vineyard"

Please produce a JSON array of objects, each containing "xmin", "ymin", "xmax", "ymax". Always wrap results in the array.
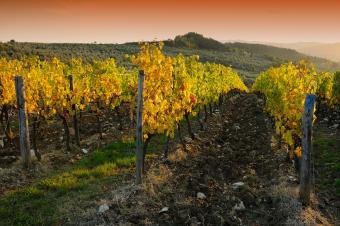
[
  {"xmin": 0, "ymin": 42, "xmax": 247, "ymax": 163},
  {"xmin": 253, "ymin": 62, "xmax": 340, "ymax": 157},
  {"xmin": 0, "ymin": 43, "xmax": 340, "ymax": 225}
]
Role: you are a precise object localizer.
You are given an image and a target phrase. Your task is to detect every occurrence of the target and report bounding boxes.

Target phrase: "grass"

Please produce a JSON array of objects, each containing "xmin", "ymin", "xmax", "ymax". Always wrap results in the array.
[
  {"xmin": 313, "ymin": 135, "xmax": 340, "ymax": 196},
  {"xmin": 0, "ymin": 139, "xmax": 162, "ymax": 226}
]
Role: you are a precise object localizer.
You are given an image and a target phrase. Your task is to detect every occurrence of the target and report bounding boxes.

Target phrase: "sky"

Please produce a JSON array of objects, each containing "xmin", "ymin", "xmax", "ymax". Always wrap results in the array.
[{"xmin": 0, "ymin": 0, "xmax": 340, "ymax": 43}]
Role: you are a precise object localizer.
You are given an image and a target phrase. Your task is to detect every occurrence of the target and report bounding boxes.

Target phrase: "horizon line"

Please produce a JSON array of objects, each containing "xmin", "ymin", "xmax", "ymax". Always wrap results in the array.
[{"xmin": 1, "ymin": 39, "xmax": 340, "ymax": 45}]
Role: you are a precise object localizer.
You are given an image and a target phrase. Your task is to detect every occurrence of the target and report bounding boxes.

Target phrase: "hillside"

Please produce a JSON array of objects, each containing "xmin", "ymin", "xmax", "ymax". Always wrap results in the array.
[
  {"xmin": 165, "ymin": 33, "xmax": 340, "ymax": 81},
  {"xmin": 267, "ymin": 42, "xmax": 340, "ymax": 62},
  {"xmin": 1, "ymin": 33, "xmax": 339, "ymax": 83},
  {"xmin": 0, "ymin": 41, "xmax": 139, "ymax": 67}
]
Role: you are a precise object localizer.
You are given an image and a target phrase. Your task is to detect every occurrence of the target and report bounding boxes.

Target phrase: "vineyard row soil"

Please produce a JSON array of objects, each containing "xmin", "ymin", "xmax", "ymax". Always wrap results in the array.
[{"xmin": 0, "ymin": 92, "xmax": 339, "ymax": 225}]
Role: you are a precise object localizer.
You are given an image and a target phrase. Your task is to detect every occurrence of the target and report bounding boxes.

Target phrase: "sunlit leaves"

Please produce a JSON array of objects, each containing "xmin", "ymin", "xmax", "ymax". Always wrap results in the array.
[
  {"xmin": 131, "ymin": 43, "xmax": 247, "ymax": 138},
  {"xmin": 0, "ymin": 44, "xmax": 247, "ymax": 142},
  {"xmin": 253, "ymin": 62, "xmax": 319, "ymax": 153}
]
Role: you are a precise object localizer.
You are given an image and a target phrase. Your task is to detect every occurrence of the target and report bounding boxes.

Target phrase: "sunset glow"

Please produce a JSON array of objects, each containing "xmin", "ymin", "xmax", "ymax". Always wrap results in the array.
[{"xmin": 1, "ymin": 0, "xmax": 340, "ymax": 43}]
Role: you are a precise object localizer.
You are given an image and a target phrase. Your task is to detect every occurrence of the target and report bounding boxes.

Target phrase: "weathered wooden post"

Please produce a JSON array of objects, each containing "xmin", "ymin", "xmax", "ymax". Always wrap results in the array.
[
  {"xmin": 299, "ymin": 94, "xmax": 316, "ymax": 205},
  {"xmin": 15, "ymin": 76, "xmax": 31, "ymax": 168},
  {"xmin": 136, "ymin": 70, "xmax": 145, "ymax": 184},
  {"xmin": 69, "ymin": 75, "xmax": 80, "ymax": 146}
]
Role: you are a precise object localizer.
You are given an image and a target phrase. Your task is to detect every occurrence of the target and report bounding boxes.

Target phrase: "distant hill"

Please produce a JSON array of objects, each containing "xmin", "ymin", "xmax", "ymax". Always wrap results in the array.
[
  {"xmin": 266, "ymin": 42, "xmax": 321, "ymax": 50},
  {"xmin": 165, "ymin": 32, "xmax": 226, "ymax": 51},
  {"xmin": 267, "ymin": 42, "xmax": 340, "ymax": 62},
  {"xmin": 1, "ymin": 33, "xmax": 339, "ymax": 84},
  {"xmin": 164, "ymin": 33, "xmax": 340, "ymax": 82}
]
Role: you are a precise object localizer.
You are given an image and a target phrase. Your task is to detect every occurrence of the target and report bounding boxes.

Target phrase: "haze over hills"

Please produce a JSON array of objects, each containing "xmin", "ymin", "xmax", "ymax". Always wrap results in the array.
[
  {"xmin": 264, "ymin": 42, "xmax": 340, "ymax": 63},
  {"xmin": 1, "ymin": 33, "xmax": 339, "ymax": 84},
  {"xmin": 220, "ymin": 40, "xmax": 340, "ymax": 63}
]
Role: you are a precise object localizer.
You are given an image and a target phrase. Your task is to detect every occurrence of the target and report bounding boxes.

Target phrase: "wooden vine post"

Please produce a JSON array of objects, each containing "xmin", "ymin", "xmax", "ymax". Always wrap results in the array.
[
  {"xmin": 299, "ymin": 94, "xmax": 316, "ymax": 205},
  {"xmin": 15, "ymin": 76, "xmax": 31, "ymax": 168},
  {"xmin": 136, "ymin": 70, "xmax": 145, "ymax": 184},
  {"xmin": 69, "ymin": 75, "xmax": 80, "ymax": 146}
]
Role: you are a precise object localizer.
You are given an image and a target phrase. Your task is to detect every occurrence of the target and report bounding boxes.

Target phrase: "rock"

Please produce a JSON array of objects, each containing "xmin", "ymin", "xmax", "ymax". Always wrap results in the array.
[
  {"xmin": 197, "ymin": 192, "xmax": 206, "ymax": 199},
  {"xmin": 288, "ymin": 175, "xmax": 298, "ymax": 183},
  {"xmin": 30, "ymin": 149, "xmax": 36, "ymax": 156},
  {"xmin": 0, "ymin": 139, "xmax": 4, "ymax": 148},
  {"xmin": 2, "ymin": 156, "xmax": 16, "ymax": 161},
  {"xmin": 82, "ymin": 148, "xmax": 88, "ymax": 154},
  {"xmin": 232, "ymin": 182, "xmax": 245, "ymax": 190},
  {"xmin": 69, "ymin": 128, "xmax": 75, "ymax": 136},
  {"xmin": 329, "ymin": 124, "xmax": 339, "ymax": 129},
  {"xmin": 75, "ymin": 154, "xmax": 82, "ymax": 160},
  {"xmin": 194, "ymin": 134, "xmax": 202, "ymax": 141},
  {"xmin": 159, "ymin": 207, "xmax": 169, "ymax": 214},
  {"xmin": 103, "ymin": 122, "xmax": 113, "ymax": 127},
  {"xmin": 257, "ymin": 99, "xmax": 264, "ymax": 107},
  {"xmin": 184, "ymin": 137, "xmax": 193, "ymax": 143},
  {"xmin": 233, "ymin": 201, "xmax": 246, "ymax": 211},
  {"xmin": 98, "ymin": 204, "xmax": 109, "ymax": 213},
  {"xmin": 189, "ymin": 216, "xmax": 201, "ymax": 225}
]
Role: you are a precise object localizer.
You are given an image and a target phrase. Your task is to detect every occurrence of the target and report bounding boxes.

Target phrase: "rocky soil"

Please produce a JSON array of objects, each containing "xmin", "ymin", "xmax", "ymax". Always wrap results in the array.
[
  {"xmin": 1, "ymin": 93, "xmax": 338, "ymax": 225},
  {"xmin": 72, "ymin": 93, "xmax": 336, "ymax": 226}
]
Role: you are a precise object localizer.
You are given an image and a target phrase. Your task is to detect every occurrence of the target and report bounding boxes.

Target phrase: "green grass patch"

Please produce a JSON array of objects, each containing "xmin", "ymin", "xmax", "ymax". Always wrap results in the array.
[
  {"xmin": 0, "ymin": 139, "xmax": 162, "ymax": 226},
  {"xmin": 76, "ymin": 142, "xmax": 135, "ymax": 168}
]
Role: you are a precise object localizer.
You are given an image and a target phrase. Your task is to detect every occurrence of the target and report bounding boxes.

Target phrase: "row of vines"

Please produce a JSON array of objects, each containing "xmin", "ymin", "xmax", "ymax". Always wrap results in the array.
[
  {"xmin": 252, "ymin": 61, "xmax": 340, "ymax": 157},
  {"xmin": 0, "ymin": 42, "xmax": 248, "ymax": 160}
]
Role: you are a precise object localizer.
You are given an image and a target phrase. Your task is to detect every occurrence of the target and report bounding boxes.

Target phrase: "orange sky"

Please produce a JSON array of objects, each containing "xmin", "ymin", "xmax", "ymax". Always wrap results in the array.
[{"xmin": 1, "ymin": 0, "xmax": 340, "ymax": 43}]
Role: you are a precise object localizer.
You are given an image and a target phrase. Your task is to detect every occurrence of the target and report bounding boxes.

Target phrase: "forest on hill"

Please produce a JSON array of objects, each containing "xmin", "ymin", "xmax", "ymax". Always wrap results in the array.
[{"xmin": 1, "ymin": 33, "xmax": 339, "ymax": 85}]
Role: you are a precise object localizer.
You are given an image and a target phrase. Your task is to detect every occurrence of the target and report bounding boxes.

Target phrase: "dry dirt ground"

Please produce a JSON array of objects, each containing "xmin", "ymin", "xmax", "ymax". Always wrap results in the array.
[{"xmin": 73, "ymin": 93, "xmax": 337, "ymax": 226}]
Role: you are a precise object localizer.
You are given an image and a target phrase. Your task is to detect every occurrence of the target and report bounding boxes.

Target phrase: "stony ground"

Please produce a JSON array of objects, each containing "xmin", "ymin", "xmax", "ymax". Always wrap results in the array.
[{"xmin": 73, "ymin": 93, "xmax": 336, "ymax": 226}]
